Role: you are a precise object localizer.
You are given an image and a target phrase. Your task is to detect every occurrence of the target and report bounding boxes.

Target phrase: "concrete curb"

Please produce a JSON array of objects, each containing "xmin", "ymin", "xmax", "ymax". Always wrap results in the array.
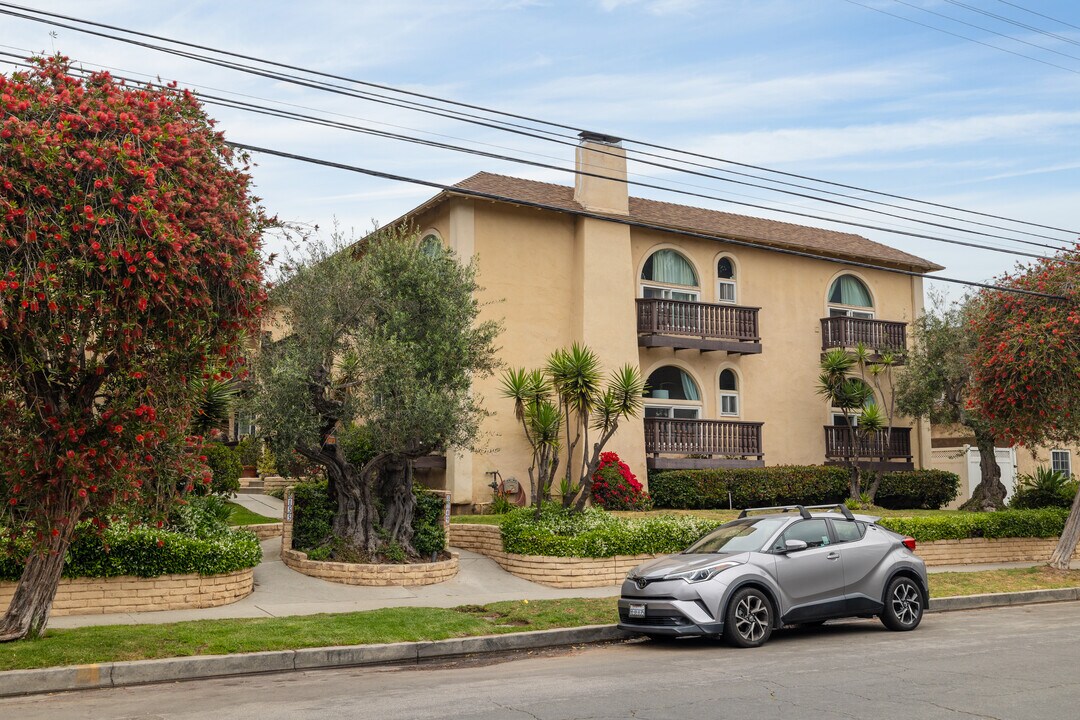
[
  {"xmin": 0, "ymin": 624, "xmax": 633, "ymax": 698},
  {"xmin": 3, "ymin": 588, "xmax": 1079, "ymax": 699}
]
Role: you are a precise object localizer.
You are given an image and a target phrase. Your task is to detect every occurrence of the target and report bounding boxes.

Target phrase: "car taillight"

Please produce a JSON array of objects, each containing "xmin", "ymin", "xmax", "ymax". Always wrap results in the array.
[{"xmin": 902, "ymin": 536, "xmax": 917, "ymax": 551}]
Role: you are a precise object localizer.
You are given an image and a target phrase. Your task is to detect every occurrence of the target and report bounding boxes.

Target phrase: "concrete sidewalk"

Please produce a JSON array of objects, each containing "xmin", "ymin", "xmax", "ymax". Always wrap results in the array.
[{"xmin": 44, "ymin": 494, "xmax": 1079, "ymax": 629}]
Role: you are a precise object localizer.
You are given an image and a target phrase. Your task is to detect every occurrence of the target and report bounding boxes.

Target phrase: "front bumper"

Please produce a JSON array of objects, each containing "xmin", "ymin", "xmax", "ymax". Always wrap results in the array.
[{"xmin": 616, "ymin": 595, "xmax": 724, "ymax": 637}]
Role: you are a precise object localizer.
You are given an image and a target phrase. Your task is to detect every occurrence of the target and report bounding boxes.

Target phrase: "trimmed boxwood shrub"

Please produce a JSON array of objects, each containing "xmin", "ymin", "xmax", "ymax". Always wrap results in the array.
[
  {"xmin": 0, "ymin": 523, "xmax": 261, "ymax": 581},
  {"xmin": 878, "ymin": 508, "xmax": 1069, "ymax": 542},
  {"xmin": 870, "ymin": 469, "xmax": 960, "ymax": 510},
  {"xmin": 202, "ymin": 442, "xmax": 242, "ymax": 497},
  {"xmin": 413, "ymin": 489, "xmax": 448, "ymax": 558},
  {"xmin": 500, "ymin": 503, "xmax": 721, "ymax": 558},
  {"xmin": 291, "ymin": 480, "xmax": 336, "ymax": 552},
  {"xmin": 648, "ymin": 466, "xmax": 849, "ymax": 510}
]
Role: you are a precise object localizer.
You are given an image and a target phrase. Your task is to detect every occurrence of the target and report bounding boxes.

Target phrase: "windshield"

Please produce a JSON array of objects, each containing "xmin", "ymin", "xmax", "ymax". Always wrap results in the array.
[{"xmin": 684, "ymin": 518, "xmax": 788, "ymax": 554}]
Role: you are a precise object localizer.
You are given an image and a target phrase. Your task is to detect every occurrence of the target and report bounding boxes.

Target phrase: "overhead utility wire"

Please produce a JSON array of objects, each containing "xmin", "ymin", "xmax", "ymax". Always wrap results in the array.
[
  {"xmin": 994, "ymin": 0, "xmax": 1080, "ymax": 33},
  {"xmin": 1, "ymin": 1, "xmax": 1075, "ymax": 239},
  {"xmin": 841, "ymin": 0, "xmax": 1080, "ymax": 76},
  {"xmin": 889, "ymin": 0, "xmax": 1080, "ymax": 62},
  {"xmin": 0, "ymin": 47, "xmax": 1069, "ymax": 260},
  {"xmin": 1, "ymin": 53, "xmax": 1065, "ymax": 266},
  {"xmin": 942, "ymin": 0, "xmax": 1080, "ymax": 48},
  {"xmin": 224, "ymin": 142, "xmax": 1068, "ymax": 302}
]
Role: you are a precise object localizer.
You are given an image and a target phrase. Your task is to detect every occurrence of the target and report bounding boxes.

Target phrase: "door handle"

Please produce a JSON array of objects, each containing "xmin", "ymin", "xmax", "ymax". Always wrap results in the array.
[{"xmin": 826, "ymin": 552, "xmax": 840, "ymax": 560}]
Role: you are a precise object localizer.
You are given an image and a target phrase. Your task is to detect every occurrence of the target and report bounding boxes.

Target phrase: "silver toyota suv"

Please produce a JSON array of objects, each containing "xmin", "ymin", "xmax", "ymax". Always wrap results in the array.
[{"xmin": 617, "ymin": 504, "xmax": 927, "ymax": 648}]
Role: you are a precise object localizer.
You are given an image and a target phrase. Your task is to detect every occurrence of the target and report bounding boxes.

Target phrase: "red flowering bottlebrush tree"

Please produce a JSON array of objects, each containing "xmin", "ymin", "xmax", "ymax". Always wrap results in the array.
[
  {"xmin": 0, "ymin": 57, "xmax": 267, "ymax": 640},
  {"xmin": 968, "ymin": 247, "xmax": 1080, "ymax": 569}
]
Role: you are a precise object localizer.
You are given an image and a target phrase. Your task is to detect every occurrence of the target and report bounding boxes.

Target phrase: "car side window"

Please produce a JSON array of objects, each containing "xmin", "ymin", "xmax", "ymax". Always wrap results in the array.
[
  {"xmin": 781, "ymin": 519, "xmax": 830, "ymax": 549},
  {"xmin": 831, "ymin": 520, "xmax": 864, "ymax": 544}
]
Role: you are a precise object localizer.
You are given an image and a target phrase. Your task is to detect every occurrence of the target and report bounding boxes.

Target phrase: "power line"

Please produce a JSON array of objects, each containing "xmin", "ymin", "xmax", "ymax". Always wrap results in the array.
[
  {"xmin": 890, "ymin": 0, "xmax": 1080, "ymax": 63},
  {"xmin": 1, "ymin": 1, "xmax": 1075, "ymax": 240},
  {"xmin": 224, "ymin": 141, "xmax": 1070, "ymax": 301},
  {"xmin": 4, "ymin": 53, "xmax": 1070, "ymax": 267},
  {"xmin": 994, "ymin": 0, "xmax": 1080, "ymax": 33},
  {"xmin": 841, "ymin": 0, "xmax": 1080, "ymax": 76},
  {"xmin": 942, "ymin": 0, "xmax": 1080, "ymax": 48}
]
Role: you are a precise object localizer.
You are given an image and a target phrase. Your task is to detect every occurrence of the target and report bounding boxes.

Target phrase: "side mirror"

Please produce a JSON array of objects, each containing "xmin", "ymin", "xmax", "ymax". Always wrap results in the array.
[{"xmin": 781, "ymin": 539, "xmax": 808, "ymax": 553}]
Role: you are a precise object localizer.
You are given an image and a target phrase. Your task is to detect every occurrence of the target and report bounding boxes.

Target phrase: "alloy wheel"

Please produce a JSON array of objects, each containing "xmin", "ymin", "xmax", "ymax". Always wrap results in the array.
[
  {"xmin": 891, "ymin": 581, "xmax": 922, "ymax": 626},
  {"xmin": 734, "ymin": 594, "xmax": 769, "ymax": 642}
]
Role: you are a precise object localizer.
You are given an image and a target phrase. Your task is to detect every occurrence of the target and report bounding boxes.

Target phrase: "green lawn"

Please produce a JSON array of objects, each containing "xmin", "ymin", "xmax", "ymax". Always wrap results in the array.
[
  {"xmin": 3, "ymin": 568, "xmax": 1079, "ymax": 671},
  {"xmin": 226, "ymin": 502, "xmax": 279, "ymax": 526}
]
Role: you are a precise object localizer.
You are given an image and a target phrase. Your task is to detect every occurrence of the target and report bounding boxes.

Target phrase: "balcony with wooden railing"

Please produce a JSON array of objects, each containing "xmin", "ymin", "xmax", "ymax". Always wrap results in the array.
[
  {"xmin": 637, "ymin": 299, "xmax": 761, "ymax": 354},
  {"xmin": 824, "ymin": 426, "xmax": 913, "ymax": 470},
  {"xmin": 820, "ymin": 316, "xmax": 906, "ymax": 361},
  {"xmin": 645, "ymin": 418, "xmax": 764, "ymax": 470}
]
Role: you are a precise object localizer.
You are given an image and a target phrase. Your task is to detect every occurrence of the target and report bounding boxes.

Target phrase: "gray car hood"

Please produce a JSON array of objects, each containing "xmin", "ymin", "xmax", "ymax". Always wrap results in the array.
[{"xmin": 631, "ymin": 552, "xmax": 750, "ymax": 580}]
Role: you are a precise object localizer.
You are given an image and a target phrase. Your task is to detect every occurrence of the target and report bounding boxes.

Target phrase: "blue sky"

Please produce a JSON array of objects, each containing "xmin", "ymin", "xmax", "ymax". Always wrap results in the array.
[{"xmin": 1, "ymin": 0, "xmax": 1078, "ymax": 298}]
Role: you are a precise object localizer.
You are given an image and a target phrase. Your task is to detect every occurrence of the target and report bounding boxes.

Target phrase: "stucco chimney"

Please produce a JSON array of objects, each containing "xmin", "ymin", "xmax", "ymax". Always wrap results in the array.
[{"xmin": 574, "ymin": 131, "xmax": 629, "ymax": 216}]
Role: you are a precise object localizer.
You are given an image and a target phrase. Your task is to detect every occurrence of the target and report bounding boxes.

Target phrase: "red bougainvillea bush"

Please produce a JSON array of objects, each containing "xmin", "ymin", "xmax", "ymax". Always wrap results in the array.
[
  {"xmin": 968, "ymin": 247, "xmax": 1080, "ymax": 447},
  {"xmin": 0, "ymin": 57, "xmax": 268, "ymax": 639},
  {"xmin": 591, "ymin": 452, "xmax": 651, "ymax": 511}
]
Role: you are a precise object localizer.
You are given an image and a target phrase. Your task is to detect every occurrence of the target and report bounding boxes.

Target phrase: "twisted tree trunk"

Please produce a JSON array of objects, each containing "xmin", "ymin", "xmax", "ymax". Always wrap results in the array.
[
  {"xmin": 1048, "ymin": 487, "xmax": 1080, "ymax": 570},
  {"xmin": 959, "ymin": 429, "xmax": 1007, "ymax": 512},
  {"xmin": 380, "ymin": 458, "xmax": 416, "ymax": 556},
  {"xmin": 0, "ymin": 517, "xmax": 77, "ymax": 642}
]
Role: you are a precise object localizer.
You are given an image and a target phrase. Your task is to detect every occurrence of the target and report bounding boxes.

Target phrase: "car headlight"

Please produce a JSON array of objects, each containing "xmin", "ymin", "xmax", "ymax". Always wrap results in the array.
[{"xmin": 664, "ymin": 561, "xmax": 740, "ymax": 584}]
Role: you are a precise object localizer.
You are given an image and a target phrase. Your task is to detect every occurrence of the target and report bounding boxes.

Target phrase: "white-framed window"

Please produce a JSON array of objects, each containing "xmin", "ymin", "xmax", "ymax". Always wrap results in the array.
[
  {"xmin": 641, "ymin": 249, "xmax": 700, "ymax": 301},
  {"xmin": 827, "ymin": 274, "xmax": 874, "ymax": 319},
  {"xmin": 719, "ymin": 368, "xmax": 739, "ymax": 416},
  {"xmin": 716, "ymin": 256, "xmax": 736, "ymax": 304},
  {"xmin": 644, "ymin": 366, "xmax": 702, "ymax": 420},
  {"xmin": 1052, "ymin": 450, "xmax": 1072, "ymax": 477},
  {"xmin": 234, "ymin": 411, "xmax": 256, "ymax": 438}
]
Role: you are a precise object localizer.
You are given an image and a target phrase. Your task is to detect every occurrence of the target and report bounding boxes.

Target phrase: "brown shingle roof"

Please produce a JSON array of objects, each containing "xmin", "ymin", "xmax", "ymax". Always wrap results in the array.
[{"xmin": 448, "ymin": 172, "xmax": 943, "ymax": 273}]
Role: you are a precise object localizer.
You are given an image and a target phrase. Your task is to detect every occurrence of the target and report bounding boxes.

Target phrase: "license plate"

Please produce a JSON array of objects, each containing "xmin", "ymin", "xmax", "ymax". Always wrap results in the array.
[{"xmin": 629, "ymin": 603, "xmax": 646, "ymax": 619}]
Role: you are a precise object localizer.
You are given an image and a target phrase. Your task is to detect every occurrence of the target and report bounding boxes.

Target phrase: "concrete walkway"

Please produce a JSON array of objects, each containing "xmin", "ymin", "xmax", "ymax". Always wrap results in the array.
[{"xmin": 44, "ymin": 494, "xmax": 1079, "ymax": 629}]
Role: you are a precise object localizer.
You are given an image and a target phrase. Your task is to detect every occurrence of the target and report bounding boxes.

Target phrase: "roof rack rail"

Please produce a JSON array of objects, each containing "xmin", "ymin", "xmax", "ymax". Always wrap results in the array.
[
  {"xmin": 737, "ymin": 504, "xmax": 855, "ymax": 521},
  {"xmin": 738, "ymin": 505, "xmax": 812, "ymax": 520}
]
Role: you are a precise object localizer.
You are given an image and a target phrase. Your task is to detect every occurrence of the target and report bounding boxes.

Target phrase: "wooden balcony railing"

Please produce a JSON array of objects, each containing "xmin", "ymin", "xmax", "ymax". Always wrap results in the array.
[
  {"xmin": 820, "ymin": 316, "xmax": 906, "ymax": 354},
  {"xmin": 637, "ymin": 299, "xmax": 760, "ymax": 353},
  {"xmin": 645, "ymin": 418, "xmax": 764, "ymax": 459},
  {"xmin": 824, "ymin": 426, "xmax": 912, "ymax": 461}
]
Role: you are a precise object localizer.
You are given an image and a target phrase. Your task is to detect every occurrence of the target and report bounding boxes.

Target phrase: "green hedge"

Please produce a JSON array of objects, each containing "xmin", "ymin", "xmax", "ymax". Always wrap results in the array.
[
  {"xmin": 648, "ymin": 466, "xmax": 849, "ymax": 510},
  {"xmin": 0, "ymin": 524, "xmax": 262, "ymax": 581},
  {"xmin": 878, "ymin": 508, "xmax": 1069, "ymax": 542},
  {"xmin": 649, "ymin": 466, "xmax": 961, "ymax": 510},
  {"xmin": 203, "ymin": 442, "xmax": 242, "ymax": 497},
  {"xmin": 871, "ymin": 469, "xmax": 960, "ymax": 510},
  {"xmin": 500, "ymin": 504, "xmax": 721, "ymax": 558}
]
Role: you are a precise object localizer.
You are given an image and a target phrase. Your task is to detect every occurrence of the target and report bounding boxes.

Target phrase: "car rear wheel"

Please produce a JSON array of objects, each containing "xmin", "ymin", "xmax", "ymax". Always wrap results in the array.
[
  {"xmin": 880, "ymin": 576, "xmax": 924, "ymax": 631},
  {"xmin": 723, "ymin": 588, "xmax": 774, "ymax": 648}
]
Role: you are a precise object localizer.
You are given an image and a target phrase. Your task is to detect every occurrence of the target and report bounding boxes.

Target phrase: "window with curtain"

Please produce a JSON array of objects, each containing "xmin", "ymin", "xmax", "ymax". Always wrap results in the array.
[
  {"xmin": 719, "ymin": 369, "xmax": 739, "ymax": 416},
  {"xmin": 642, "ymin": 250, "xmax": 698, "ymax": 287},
  {"xmin": 828, "ymin": 275, "xmax": 873, "ymax": 309},
  {"xmin": 645, "ymin": 365, "xmax": 701, "ymax": 401}
]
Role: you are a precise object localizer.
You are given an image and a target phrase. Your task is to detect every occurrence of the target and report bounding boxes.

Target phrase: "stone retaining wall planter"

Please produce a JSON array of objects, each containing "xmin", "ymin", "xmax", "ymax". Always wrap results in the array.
[
  {"xmin": 280, "ymin": 548, "xmax": 459, "ymax": 586},
  {"xmin": 238, "ymin": 522, "xmax": 283, "ymax": 541},
  {"xmin": 449, "ymin": 523, "xmax": 1080, "ymax": 587},
  {"xmin": 0, "ymin": 568, "xmax": 254, "ymax": 617}
]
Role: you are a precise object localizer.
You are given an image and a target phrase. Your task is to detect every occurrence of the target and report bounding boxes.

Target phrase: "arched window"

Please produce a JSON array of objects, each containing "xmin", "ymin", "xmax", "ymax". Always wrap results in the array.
[
  {"xmin": 644, "ymin": 366, "xmax": 701, "ymax": 419},
  {"xmin": 641, "ymin": 249, "xmax": 699, "ymax": 301},
  {"xmin": 420, "ymin": 233, "xmax": 443, "ymax": 258},
  {"xmin": 827, "ymin": 275, "xmax": 874, "ymax": 318},
  {"xmin": 719, "ymin": 369, "xmax": 739, "ymax": 416},
  {"xmin": 716, "ymin": 257, "xmax": 736, "ymax": 303}
]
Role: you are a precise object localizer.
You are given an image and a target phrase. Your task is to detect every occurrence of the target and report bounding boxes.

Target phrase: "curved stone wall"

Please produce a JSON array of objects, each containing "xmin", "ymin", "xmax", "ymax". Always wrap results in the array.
[
  {"xmin": 0, "ymin": 568, "xmax": 254, "ymax": 617},
  {"xmin": 281, "ymin": 548, "xmax": 459, "ymax": 586}
]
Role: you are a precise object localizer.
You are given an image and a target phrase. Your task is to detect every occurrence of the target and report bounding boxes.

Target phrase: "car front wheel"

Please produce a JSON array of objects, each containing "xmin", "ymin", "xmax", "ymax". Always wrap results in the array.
[
  {"xmin": 880, "ymin": 576, "xmax": 924, "ymax": 631},
  {"xmin": 723, "ymin": 587, "xmax": 774, "ymax": 648}
]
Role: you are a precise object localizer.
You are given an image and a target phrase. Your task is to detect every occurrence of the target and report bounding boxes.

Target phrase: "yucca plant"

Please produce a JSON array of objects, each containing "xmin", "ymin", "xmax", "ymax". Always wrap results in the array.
[{"xmin": 191, "ymin": 377, "xmax": 240, "ymax": 437}]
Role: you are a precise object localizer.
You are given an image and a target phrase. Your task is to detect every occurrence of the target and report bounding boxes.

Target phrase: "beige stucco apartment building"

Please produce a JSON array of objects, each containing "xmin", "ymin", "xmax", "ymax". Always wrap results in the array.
[{"xmin": 390, "ymin": 134, "xmax": 944, "ymax": 511}]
